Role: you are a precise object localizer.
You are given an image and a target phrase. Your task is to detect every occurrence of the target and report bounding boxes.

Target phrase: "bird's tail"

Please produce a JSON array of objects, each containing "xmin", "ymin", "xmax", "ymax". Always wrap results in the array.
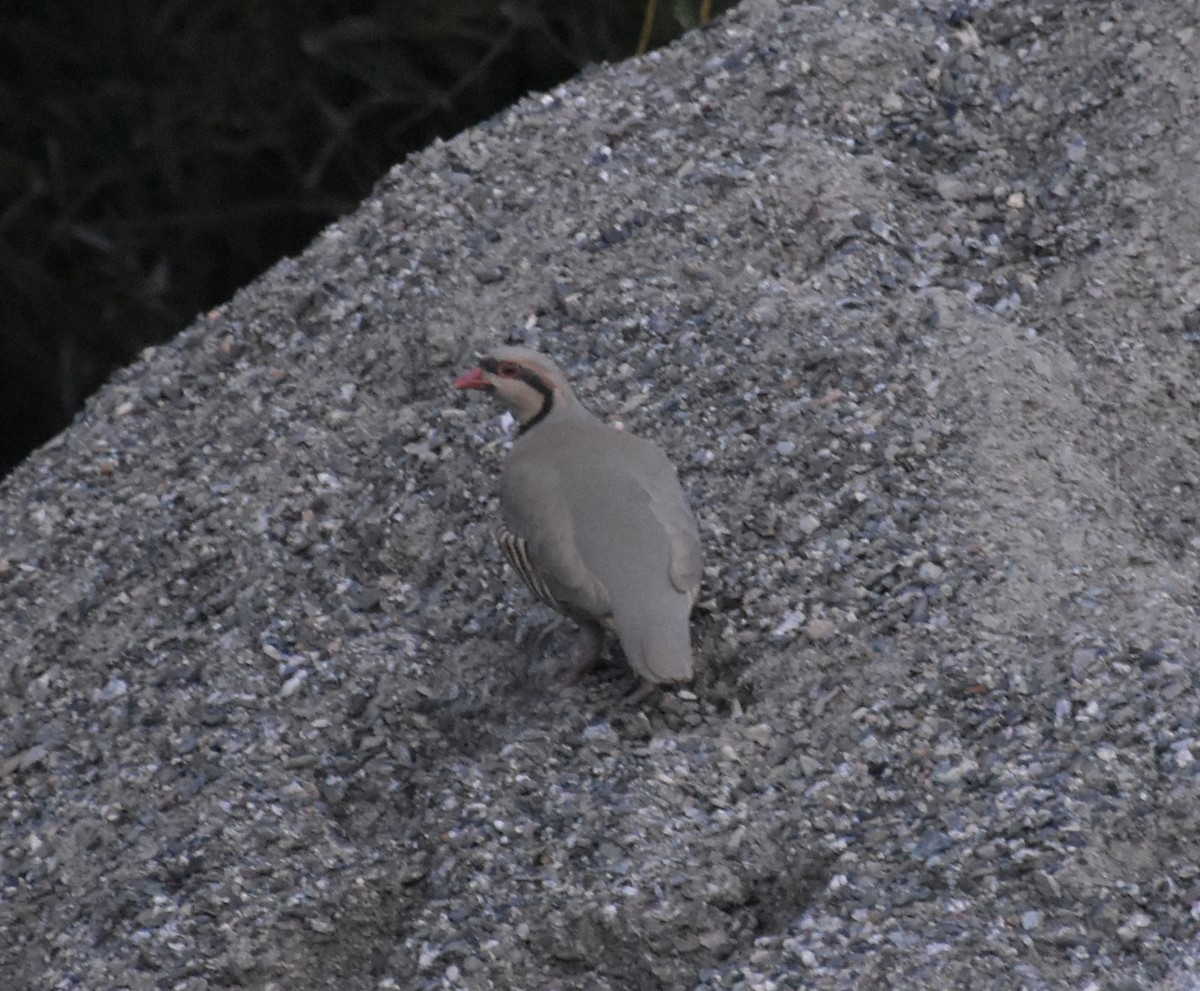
[{"xmin": 611, "ymin": 590, "xmax": 695, "ymax": 685}]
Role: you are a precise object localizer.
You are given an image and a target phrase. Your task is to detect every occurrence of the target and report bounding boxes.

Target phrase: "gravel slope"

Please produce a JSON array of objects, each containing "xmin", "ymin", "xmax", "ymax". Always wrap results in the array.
[{"xmin": 3, "ymin": 1, "xmax": 1199, "ymax": 988}]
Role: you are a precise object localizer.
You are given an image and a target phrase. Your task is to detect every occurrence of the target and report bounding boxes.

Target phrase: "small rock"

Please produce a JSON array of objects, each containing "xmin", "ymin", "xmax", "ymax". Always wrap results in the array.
[
  {"xmin": 806, "ymin": 618, "xmax": 836, "ymax": 641},
  {"xmin": 1117, "ymin": 911, "xmax": 1153, "ymax": 942},
  {"xmin": 93, "ymin": 677, "xmax": 129, "ymax": 702},
  {"xmin": 917, "ymin": 562, "xmax": 944, "ymax": 582},
  {"xmin": 280, "ymin": 669, "xmax": 308, "ymax": 697},
  {"xmin": 935, "ymin": 176, "xmax": 971, "ymax": 201},
  {"xmin": 582, "ymin": 721, "xmax": 618, "ymax": 744},
  {"xmin": 771, "ymin": 609, "xmax": 805, "ymax": 639},
  {"xmin": 474, "ymin": 266, "xmax": 507, "ymax": 284}
]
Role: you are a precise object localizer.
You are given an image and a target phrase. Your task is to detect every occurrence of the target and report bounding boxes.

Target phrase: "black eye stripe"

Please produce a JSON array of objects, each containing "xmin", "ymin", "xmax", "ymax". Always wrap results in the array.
[{"xmin": 517, "ymin": 368, "xmax": 548, "ymax": 390}]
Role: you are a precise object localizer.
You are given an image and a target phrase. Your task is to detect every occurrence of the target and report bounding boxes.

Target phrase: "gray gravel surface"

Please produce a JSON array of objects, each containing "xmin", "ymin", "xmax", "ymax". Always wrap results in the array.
[{"xmin": 3, "ymin": 0, "xmax": 1200, "ymax": 988}]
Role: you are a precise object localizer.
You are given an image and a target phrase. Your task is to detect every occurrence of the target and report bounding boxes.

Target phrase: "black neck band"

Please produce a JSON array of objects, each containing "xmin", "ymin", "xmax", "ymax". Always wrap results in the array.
[{"xmin": 516, "ymin": 371, "xmax": 553, "ymax": 435}]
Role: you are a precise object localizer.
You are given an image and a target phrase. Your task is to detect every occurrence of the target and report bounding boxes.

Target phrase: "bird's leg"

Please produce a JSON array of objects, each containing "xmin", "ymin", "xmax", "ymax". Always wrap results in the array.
[
  {"xmin": 620, "ymin": 678, "xmax": 659, "ymax": 706},
  {"xmin": 515, "ymin": 610, "xmax": 563, "ymax": 647},
  {"xmin": 564, "ymin": 620, "xmax": 606, "ymax": 683}
]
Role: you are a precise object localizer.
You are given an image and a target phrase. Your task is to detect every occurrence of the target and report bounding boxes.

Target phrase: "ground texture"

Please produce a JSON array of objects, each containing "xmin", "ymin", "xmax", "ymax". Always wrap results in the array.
[{"xmin": 3, "ymin": 1, "xmax": 1199, "ymax": 988}]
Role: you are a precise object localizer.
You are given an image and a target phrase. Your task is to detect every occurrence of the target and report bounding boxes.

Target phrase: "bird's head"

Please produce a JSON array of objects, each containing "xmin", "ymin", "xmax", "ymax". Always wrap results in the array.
[{"xmin": 455, "ymin": 346, "xmax": 576, "ymax": 431}]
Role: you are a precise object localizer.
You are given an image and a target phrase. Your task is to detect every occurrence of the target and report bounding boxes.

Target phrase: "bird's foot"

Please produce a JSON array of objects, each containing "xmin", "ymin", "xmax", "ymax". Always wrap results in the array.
[
  {"xmin": 619, "ymin": 678, "xmax": 659, "ymax": 707},
  {"xmin": 515, "ymin": 612, "xmax": 564, "ymax": 648}
]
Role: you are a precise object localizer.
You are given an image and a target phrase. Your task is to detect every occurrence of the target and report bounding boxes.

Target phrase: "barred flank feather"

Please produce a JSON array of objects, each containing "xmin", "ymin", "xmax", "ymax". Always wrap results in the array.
[{"xmin": 498, "ymin": 529, "xmax": 563, "ymax": 612}]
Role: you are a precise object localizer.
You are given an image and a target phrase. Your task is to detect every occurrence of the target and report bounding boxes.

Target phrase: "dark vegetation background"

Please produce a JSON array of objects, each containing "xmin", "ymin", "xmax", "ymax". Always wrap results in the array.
[{"xmin": 0, "ymin": 0, "xmax": 732, "ymax": 477}]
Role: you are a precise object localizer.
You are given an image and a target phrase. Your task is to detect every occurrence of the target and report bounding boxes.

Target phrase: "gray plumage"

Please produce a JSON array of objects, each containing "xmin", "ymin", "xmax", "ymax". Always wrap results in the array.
[{"xmin": 456, "ymin": 346, "xmax": 702, "ymax": 688}]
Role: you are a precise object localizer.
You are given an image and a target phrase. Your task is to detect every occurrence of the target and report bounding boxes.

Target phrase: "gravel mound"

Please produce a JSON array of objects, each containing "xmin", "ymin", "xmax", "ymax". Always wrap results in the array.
[{"xmin": 3, "ymin": 1, "xmax": 1199, "ymax": 988}]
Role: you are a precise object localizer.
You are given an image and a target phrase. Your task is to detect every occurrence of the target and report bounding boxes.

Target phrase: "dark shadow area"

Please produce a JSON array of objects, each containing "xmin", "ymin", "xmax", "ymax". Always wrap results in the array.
[{"xmin": 0, "ymin": 0, "xmax": 735, "ymax": 477}]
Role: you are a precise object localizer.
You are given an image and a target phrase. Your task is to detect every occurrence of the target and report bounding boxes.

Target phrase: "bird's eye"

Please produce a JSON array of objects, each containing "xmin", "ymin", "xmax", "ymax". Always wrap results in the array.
[{"xmin": 497, "ymin": 362, "xmax": 520, "ymax": 378}]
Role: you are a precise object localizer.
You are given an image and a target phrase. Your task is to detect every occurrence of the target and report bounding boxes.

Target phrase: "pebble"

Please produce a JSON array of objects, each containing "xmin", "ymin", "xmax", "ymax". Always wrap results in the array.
[{"xmin": 806, "ymin": 618, "xmax": 836, "ymax": 641}]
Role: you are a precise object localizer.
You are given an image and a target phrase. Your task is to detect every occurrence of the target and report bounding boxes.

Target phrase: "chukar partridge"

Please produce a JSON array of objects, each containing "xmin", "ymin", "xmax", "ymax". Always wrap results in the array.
[{"xmin": 455, "ymin": 346, "xmax": 702, "ymax": 695}]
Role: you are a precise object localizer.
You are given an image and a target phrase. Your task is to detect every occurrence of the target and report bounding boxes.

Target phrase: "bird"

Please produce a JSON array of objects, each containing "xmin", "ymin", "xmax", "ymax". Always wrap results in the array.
[{"xmin": 455, "ymin": 345, "xmax": 702, "ymax": 699}]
